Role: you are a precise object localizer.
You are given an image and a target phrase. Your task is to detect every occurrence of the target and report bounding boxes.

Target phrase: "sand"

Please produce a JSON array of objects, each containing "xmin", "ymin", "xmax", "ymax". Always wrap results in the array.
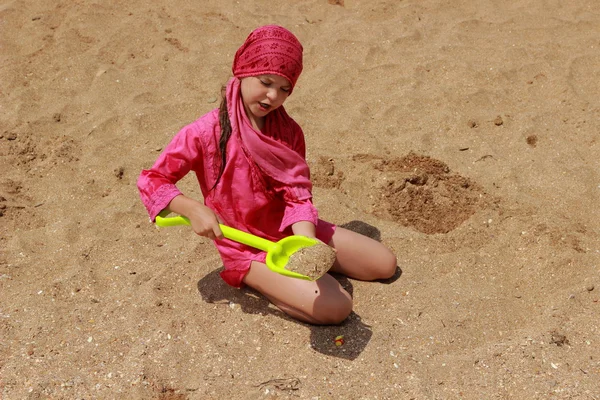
[
  {"xmin": 285, "ymin": 242, "xmax": 337, "ymax": 280},
  {"xmin": 1, "ymin": 0, "xmax": 599, "ymax": 398}
]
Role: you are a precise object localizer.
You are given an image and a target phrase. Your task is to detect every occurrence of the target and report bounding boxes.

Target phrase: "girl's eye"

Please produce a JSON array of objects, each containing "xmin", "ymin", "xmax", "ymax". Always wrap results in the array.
[{"xmin": 259, "ymin": 78, "xmax": 290, "ymax": 93}]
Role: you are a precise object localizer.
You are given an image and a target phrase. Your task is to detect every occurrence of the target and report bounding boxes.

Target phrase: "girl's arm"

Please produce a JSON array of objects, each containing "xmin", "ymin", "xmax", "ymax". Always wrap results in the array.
[
  {"xmin": 291, "ymin": 220, "xmax": 316, "ymax": 238},
  {"xmin": 280, "ymin": 121, "xmax": 319, "ymax": 237},
  {"xmin": 138, "ymin": 122, "xmax": 221, "ymax": 241}
]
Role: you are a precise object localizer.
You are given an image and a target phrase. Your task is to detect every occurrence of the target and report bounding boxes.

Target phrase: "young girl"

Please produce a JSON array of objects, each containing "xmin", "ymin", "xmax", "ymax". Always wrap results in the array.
[{"xmin": 138, "ymin": 25, "xmax": 397, "ymax": 325}]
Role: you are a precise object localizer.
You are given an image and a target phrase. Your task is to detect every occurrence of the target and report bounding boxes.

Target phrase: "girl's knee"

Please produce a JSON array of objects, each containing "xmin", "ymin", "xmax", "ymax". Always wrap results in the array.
[
  {"xmin": 365, "ymin": 246, "xmax": 397, "ymax": 281},
  {"xmin": 312, "ymin": 291, "xmax": 353, "ymax": 325},
  {"xmin": 378, "ymin": 249, "xmax": 398, "ymax": 279}
]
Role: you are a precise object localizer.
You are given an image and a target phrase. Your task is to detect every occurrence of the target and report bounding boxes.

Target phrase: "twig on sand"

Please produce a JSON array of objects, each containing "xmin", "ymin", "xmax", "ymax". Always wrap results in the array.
[{"xmin": 256, "ymin": 377, "xmax": 301, "ymax": 391}]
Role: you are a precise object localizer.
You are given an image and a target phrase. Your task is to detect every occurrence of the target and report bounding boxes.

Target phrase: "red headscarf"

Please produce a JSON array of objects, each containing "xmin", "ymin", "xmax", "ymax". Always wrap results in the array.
[{"xmin": 232, "ymin": 25, "xmax": 303, "ymax": 93}]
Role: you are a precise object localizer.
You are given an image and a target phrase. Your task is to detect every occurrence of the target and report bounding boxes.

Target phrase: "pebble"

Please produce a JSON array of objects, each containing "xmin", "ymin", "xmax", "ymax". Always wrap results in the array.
[
  {"xmin": 586, "ymin": 284, "xmax": 594, "ymax": 292},
  {"xmin": 207, "ymin": 97, "xmax": 218, "ymax": 103}
]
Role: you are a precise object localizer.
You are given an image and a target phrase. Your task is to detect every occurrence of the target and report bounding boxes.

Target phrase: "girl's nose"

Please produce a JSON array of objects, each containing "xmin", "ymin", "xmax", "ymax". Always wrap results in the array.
[{"xmin": 266, "ymin": 88, "xmax": 279, "ymax": 102}]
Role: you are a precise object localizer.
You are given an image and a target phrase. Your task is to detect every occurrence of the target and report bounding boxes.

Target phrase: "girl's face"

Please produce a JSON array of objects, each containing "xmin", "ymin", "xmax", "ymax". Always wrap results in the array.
[{"xmin": 240, "ymin": 74, "xmax": 291, "ymax": 130}]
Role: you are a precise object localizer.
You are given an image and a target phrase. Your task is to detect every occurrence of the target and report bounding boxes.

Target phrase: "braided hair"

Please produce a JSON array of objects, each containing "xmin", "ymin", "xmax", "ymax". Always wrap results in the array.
[{"xmin": 212, "ymin": 86, "xmax": 231, "ymax": 191}]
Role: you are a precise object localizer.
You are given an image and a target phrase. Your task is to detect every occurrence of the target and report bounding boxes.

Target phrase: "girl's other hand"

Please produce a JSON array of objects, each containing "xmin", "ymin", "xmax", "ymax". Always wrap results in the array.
[{"xmin": 291, "ymin": 220, "xmax": 316, "ymax": 239}]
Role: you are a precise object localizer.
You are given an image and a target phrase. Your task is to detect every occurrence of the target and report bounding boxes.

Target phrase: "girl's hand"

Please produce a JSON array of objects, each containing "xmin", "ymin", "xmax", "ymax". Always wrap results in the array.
[
  {"xmin": 166, "ymin": 195, "xmax": 223, "ymax": 240},
  {"xmin": 186, "ymin": 204, "xmax": 223, "ymax": 240},
  {"xmin": 291, "ymin": 220, "xmax": 316, "ymax": 238}
]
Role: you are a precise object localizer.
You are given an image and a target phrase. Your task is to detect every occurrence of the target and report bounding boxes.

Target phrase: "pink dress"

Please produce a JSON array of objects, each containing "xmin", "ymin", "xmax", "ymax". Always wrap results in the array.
[{"xmin": 137, "ymin": 106, "xmax": 335, "ymax": 288}]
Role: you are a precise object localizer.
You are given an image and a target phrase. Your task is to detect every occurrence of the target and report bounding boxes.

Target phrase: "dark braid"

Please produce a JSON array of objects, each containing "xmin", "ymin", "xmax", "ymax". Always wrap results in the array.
[{"xmin": 211, "ymin": 85, "xmax": 231, "ymax": 191}]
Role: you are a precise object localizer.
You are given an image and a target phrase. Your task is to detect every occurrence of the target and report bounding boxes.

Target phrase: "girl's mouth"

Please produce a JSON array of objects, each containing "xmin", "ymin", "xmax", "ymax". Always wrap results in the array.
[{"xmin": 258, "ymin": 102, "xmax": 271, "ymax": 112}]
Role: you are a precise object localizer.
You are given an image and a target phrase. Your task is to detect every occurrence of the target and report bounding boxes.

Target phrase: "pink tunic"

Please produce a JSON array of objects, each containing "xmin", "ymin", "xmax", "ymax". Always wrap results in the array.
[{"xmin": 137, "ymin": 108, "xmax": 335, "ymax": 287}]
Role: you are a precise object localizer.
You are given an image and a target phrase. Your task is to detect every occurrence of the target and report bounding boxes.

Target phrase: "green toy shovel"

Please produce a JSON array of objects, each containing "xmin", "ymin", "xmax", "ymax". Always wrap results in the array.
[{"xmin": 155, "ymin": 214, "xmax": 318, "ymax": 280}]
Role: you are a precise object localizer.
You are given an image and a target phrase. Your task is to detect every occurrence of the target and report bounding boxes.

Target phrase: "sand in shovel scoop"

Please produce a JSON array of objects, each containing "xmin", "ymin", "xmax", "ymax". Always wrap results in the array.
[{"xmin": 285, "ymin": 243, "xmax": 337, "ymax": 280}]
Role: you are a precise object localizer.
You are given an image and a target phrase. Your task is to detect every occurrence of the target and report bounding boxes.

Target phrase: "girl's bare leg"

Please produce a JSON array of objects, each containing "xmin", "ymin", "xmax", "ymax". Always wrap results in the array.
[
  {"xmin": 243, "ymin": 261, "xmax": 353, "ymax": 325},
  {"xmin": 242, "ymin": 227, "xmax": 396, "ymax": 324},
  {"xmin": 328, "ymin": 226, "xmax": 397, "ymax": 280}
]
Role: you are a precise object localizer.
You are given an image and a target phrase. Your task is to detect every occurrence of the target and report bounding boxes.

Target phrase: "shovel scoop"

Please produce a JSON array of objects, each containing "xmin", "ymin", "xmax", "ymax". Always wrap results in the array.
[{"xmin": 155, "ymin": 214, "xmax": 319, "ymax": 280}]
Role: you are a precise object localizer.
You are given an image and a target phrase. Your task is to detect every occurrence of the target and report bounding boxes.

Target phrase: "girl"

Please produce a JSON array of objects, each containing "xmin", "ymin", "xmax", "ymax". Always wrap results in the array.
[{"xmin": 138, "ymin": 25, "xmax": 397, "ymax": 325}]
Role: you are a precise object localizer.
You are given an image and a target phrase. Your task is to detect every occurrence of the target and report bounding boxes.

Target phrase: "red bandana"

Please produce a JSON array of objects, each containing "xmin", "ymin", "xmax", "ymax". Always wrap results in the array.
[{"xmin": 232, "ymin": 25, "xmax": 303, "ymax": 92}]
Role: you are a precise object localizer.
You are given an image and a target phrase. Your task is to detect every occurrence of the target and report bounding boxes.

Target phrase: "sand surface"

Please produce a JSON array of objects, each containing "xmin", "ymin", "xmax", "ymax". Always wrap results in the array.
[{"xmin": 1, "ymin": 0, "xmax": 599, "ymax": 398}]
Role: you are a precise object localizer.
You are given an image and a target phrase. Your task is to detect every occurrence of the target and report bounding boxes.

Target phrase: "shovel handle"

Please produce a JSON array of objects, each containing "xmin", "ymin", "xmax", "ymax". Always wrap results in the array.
[
  {"xmin": 155, "ymin": 214, "xmax": 190, "ymax": 227},
  {"xmin": 155, "ymin": 214, "xmax": 276, "ymax": 252}
]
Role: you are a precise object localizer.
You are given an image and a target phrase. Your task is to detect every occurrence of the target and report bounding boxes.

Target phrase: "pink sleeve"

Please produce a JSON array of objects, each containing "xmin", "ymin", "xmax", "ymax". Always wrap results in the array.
[
  {"xmin": 279, "ymin": 198, "xmax": 319, "ymax": 232},
  {"xmin": 278, "ymin": 122, "xmax": 318, "ymax": 232},
  {"xmin": 137, "ymin": 124, "xmax": 204, "ymax": 221}
]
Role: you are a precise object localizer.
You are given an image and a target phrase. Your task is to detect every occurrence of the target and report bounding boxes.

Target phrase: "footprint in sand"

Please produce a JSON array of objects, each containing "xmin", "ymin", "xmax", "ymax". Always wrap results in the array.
[{"xmin": 569, "ymin": 55, "xmax": 600, "ymax": 107}]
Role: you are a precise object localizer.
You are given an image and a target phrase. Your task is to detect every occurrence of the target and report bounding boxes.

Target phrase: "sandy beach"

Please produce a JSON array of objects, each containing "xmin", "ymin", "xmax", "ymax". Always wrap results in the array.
[{"xmin": 1, "ymin": 0, "xmax": 599, "ymax": 398}]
